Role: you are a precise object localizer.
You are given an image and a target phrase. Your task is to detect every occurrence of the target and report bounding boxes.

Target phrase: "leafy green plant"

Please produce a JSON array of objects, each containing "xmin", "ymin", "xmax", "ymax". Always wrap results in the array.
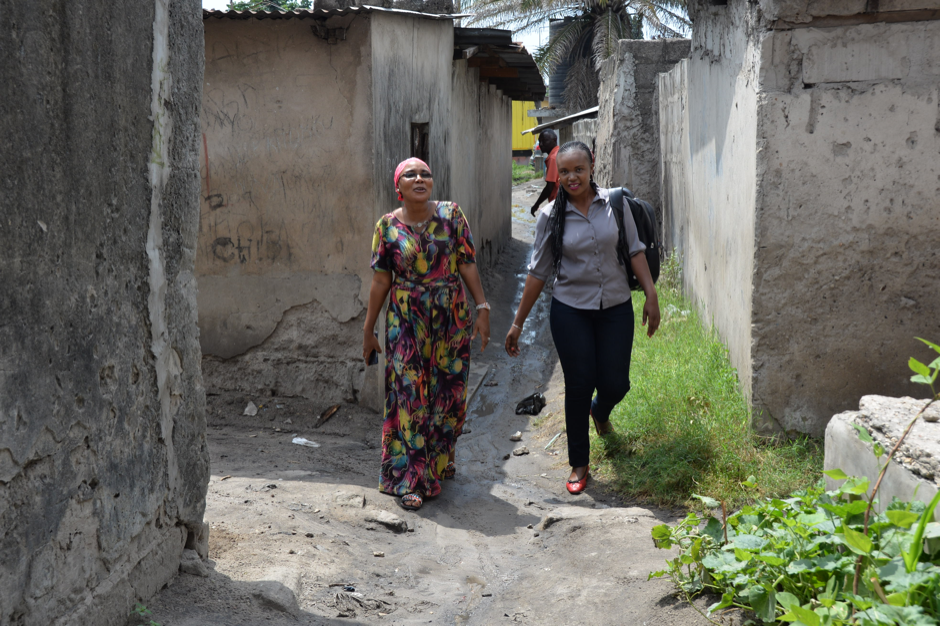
[
  {"xmin": 649, "ymin": 338, "xmax": 940, "ymax": 625},
  {"xmin": 130, "ymin": 603, "xmax": 161, "ymax": 626}
]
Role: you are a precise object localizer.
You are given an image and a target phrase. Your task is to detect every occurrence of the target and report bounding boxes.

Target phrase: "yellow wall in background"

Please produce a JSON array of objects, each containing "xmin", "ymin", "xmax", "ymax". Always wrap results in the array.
[{"xmin": 512, "ymin": 101, "xmax": 537, "ymax": 151}]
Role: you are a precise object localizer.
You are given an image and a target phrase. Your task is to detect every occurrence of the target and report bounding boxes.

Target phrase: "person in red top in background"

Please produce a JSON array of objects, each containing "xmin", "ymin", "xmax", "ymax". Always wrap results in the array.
[{"xmin": 530, "ymin": 129, "xmax": 559, "ymax": 216}]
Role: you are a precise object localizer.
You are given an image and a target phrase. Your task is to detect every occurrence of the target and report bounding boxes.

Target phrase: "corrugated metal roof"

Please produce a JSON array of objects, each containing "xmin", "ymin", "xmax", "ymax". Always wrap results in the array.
[
  {"xmin": 453, "ymin": 27, "xmax": 546, "ymax": 102},
  {"xmin": 522, "ymin": 106, "xmax": 598, "ymax": 135},
  {"xmin": 202, "ymin": 9, "xmax": 545, "ymax": 101},
  {"xmin": 203, "ymin": 5, "xmax": 469, "ymax": 20}
]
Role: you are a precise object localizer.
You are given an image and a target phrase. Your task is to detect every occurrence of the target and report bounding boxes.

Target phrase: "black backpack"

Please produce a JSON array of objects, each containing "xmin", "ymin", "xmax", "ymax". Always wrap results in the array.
[{"xmin": 609, "ymin": 187, "xmax": 661, "ymax": 291}]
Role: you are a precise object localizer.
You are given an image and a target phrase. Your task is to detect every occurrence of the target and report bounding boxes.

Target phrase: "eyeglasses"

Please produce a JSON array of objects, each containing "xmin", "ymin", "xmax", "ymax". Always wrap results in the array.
[{"xmin": 400, "ymin": 170, "xmax": 432, "ymax": 179}]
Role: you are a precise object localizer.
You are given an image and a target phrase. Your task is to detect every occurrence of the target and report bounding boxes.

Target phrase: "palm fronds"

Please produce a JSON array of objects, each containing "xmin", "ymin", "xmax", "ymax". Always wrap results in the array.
[{"xmin": 464, "ymin": 0, "xmax": 689, "ymax": 110}]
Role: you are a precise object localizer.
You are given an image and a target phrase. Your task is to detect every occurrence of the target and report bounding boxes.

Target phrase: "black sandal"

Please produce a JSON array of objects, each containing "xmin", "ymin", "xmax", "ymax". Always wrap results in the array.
[
  {"xmin": 443, "ymin": 462, "xmax": 456, "ymax": 479},
  {"xmin": 399, "ymin": 493, "xmax": 423, "ymax": 511}
]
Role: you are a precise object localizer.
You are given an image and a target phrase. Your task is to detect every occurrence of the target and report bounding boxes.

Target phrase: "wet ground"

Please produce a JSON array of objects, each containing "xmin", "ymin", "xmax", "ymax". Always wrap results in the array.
[{"xmin": 137, "ymin": 183, "xmax": 738, "ymax": 626}]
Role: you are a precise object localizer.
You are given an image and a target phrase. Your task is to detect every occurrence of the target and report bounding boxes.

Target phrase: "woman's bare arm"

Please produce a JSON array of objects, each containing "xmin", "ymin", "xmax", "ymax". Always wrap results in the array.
[
  {"xmin": 458, "ymin": 262, "xmax": 490, "ymax": 351},
  {"xmin": 363, "ymin": 271, "xmax": 392, "ymax": 361},
  {"xmin": 630, "ymin": 253, "xmax": 660, "ymax": 337},
  {"xmin": 504, "ymin": 275, "xmax": 546, "ymax": 356}
]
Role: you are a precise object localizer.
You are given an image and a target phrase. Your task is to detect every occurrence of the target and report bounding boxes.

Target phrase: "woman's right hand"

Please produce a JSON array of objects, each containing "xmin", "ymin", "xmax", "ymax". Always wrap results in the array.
[
  {"xmin": 363, "ymin": 330, "xmax": 382, "ymax": 363},
  {"xmin": 505, "ymin": 325, "xmax": 522, "ymax": 357}
]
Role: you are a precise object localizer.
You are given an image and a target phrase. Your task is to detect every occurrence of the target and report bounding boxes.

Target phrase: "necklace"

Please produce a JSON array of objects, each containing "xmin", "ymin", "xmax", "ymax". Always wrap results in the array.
[{"xmin": 400, "ymin": 203, "xmax": 434, "ymax": 234}]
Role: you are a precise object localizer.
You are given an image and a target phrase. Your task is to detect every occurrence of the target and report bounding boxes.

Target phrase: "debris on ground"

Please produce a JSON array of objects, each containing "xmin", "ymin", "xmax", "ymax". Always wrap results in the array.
[
  {"xmin": 509, "ymin": 431, "xmax": 523, "ymax": 441},
  {"xmin": 515, "ymin": 393, "xmax": 546, "ymax": 415},
  {"xmin": 364, "ymin": 510, "xmax": 409, "ymax": 533},
  {"xmin": 331, "ymin": 592, "xmax": 394, "ymax": 618},
  {"xmin": 291, "ymin": 437, "xmax": 320, "ymax": 448},
  {"xmin": 544, "ymin": 432, "xmax": 563, "ymax": 449},
  {"xmin": 512, "ymin": 446, "xmax": 529, "ymax": 456},
  {"xmin": 244, "ymin": 401, "xmax": 259, "ymax": 416},
  {"xmin": 315, "ymin": 403, "xmax": 341, "ymax": 428},
  {"xmin": 333, "ymin": 491, "xmax": 365, "ymax": 508}
]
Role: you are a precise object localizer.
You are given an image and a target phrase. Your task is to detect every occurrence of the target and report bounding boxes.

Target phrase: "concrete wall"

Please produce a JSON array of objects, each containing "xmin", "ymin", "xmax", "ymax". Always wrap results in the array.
[
  {"xmin": 199, "ymin": 15, "xmax": 375, "ymax": 405},
  {"xmin": 572, "ymin": 118, "xmax": 598, "ymax": 150},
  {"xmin": 0, "ymin": 2, "xmax": 209, "ymax": 625},
  {"xmin": 751, "ymin": 14, "xmax": 940, "ymax": 436},
  {"xmin": 449, "ymin": 60, "xmax": 513, "ymax": 269},
  {"xmin": 200, "ymin": 13, "xmax": 515, "ymax": 410},
  {"xmin": 660, "ymin": 1, "xmax": 761, "ymax": 411},
  {"xmin": 595, "ymin": 38, "xmax": 690, "ymax": 233},
  {"xmin": 660, "ymin": 0, "xmax": 940, "ymax": 436}
]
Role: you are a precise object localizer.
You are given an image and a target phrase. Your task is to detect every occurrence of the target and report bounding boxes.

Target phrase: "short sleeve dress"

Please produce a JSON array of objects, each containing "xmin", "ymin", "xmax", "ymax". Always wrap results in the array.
[{"xmin": 371, "ymin": 201, "xmax": 475, "ymax": 497}]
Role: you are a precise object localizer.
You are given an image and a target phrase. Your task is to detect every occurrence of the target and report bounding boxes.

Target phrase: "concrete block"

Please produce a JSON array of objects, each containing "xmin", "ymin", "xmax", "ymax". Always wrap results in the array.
[
  {"xmin": 803, "ymin": 36, "xmax": 910, "ymax": 83},
  {"xmin": 825, "ymin": 397, "xmax": 940, "ymax": 520}
]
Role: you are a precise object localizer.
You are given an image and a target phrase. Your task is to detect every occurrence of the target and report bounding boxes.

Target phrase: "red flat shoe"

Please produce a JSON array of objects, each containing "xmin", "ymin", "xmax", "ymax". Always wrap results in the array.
[{"xmin": 566, "ymin": 470, "xmax": 590, "ymax": 494}]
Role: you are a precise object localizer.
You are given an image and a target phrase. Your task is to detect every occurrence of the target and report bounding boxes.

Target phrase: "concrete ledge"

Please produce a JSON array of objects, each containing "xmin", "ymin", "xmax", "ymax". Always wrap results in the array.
[{"xmin": 824, "ymin": 395, "xmax": 940, "ymax": 520}]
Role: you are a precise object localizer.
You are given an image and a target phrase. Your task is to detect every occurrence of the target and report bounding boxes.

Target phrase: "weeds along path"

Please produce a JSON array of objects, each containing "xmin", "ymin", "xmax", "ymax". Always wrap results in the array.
[{"xmin": 139, "ymin": 184, "xmax": 727, "ymax": 626}]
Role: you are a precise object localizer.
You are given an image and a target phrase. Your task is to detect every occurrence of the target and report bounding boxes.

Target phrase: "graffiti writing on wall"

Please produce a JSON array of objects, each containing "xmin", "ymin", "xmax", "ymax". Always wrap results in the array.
[{"xmin": 199, "ymin": 190, "xmax": 293, "ymax": 267}]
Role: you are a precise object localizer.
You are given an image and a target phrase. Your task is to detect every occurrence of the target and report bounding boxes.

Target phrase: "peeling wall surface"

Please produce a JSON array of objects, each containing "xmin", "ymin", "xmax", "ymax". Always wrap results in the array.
[
  {"xmin": 200, "ymin": 13, "xmax": 514, "ymax": 410},
  {"xmin": 200, "ymin": 16, "xmax": 375, "ymax": 405},
  {"xmin": 0, "ymin": 1, "xmax": 209, "ymax": 625},
  {"xmin": 752, "ymin": 13, "xmax": 940, "ymax": 436},
  {"xmin": 659, "ymin": 1, "xmax": 761, "ymax": 407},
  {"xmin": 595, "ymin": 38, "xmax": 690, "ymax": 238},
  {"xmin": 661, "ymin": 0, "xmax": 940, "ymax": 436},
  {"xmin": 449, "ymin": 59, "xmax": 513, "ymax": 269}
]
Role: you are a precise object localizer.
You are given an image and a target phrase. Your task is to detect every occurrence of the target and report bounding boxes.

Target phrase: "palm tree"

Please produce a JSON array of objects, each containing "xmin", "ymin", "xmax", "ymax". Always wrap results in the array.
[{"xmin": 465, "ymin": 0, "xmax": 689, "ymax": 112}]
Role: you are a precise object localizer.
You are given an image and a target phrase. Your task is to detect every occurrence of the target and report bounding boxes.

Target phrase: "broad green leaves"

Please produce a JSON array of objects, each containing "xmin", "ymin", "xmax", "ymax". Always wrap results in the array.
[{"xmin": 650, "ymin": 480, "xmax": 940, "ymax": 625}]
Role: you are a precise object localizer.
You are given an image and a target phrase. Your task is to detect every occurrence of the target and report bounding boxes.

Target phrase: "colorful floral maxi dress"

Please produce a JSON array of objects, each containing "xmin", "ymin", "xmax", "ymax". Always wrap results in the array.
[{"xmin": 371, "ymin": 202, "xmax": 475, "ymax": 497}]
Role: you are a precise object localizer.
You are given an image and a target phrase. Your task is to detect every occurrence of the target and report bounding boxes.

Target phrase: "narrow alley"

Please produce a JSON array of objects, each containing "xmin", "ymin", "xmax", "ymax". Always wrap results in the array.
[{"xmin": 137, "ymin": 184, "xmax": 723, "ymax": 626}]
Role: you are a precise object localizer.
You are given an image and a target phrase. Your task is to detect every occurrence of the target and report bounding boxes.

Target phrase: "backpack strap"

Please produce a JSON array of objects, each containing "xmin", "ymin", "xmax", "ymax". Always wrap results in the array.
[{"xmin": 609, "ymin": 187, "xmax": 629, "ymax": 268}]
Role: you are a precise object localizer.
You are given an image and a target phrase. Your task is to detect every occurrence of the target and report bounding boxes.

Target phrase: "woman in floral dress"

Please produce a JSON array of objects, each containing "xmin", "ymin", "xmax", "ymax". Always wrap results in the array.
[{"xmin": 362, "ymin": 158, "xmax": 490, "ymax": 511}]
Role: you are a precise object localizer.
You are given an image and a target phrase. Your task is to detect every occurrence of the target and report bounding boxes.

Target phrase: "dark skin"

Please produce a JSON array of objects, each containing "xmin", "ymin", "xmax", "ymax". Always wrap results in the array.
[
  {"xmin": 363, "ymin": 159, "xmax": 490, "ymax": 474},
  {"xmin": 529, "ymin": 134, "xmax": 558, "ymax": 216},
  {"xmin": 506, "ymin": 149, "xmax": 661, "ymax": 484}
]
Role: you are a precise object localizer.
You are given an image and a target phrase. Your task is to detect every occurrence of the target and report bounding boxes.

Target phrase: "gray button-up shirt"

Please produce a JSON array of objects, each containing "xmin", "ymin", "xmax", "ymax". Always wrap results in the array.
[{"xmin": 528, "ymin": 187, "xmax": 646, "ymax": 310}]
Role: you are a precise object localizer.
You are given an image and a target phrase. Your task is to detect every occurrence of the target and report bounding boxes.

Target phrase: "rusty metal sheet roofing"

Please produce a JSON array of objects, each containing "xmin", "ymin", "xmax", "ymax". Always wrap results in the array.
[
  {"xmin": 202, "ymin": 9, "xmax": 544, "ymax": 101},
  {"xmin": 453, "ymin": 27, "xmax": 546, "ymax": 102},
  {"xmin": 203, "ymin": 5, "xmax": 469, "ymax": 20}
]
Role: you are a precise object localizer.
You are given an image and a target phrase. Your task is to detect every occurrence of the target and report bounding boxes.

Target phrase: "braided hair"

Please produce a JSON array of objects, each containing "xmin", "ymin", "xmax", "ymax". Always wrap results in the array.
[{"xmin": 548, "ymin": 141, "xmax": 599, "ymax": 277}]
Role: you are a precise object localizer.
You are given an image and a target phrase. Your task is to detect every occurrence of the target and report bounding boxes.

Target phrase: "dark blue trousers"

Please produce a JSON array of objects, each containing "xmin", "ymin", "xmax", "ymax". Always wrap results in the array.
[{"xmin": 549, "ymin": 297, "xmax": 634, "ymax": 468}]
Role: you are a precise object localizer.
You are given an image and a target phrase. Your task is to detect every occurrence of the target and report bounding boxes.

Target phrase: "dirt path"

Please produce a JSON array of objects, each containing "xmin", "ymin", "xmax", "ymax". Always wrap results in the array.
[{"xmin": 140, "ymin": 183, "xmax": 721, "ymax": 626}]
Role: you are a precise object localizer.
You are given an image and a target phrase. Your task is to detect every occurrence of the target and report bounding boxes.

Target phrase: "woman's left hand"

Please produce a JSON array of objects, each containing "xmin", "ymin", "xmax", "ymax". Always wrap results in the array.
[
  {"xmin": 642, "ymin": 294, "xmax": 661, "ymax": 338},
  {"xmin": 471, "ymin": 310, "xmax": 490, "ymax": 352}
]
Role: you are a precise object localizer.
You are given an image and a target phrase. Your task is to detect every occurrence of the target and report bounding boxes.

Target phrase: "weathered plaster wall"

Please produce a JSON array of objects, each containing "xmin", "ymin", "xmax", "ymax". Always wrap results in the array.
[
  {"xmin": 660, "ymin": 1, "xmax": 761, "ymax": 401},
  {"xmin": 450, "ymin": 61, "xmax": 513, "ymax": 269},
  {"xmin": 595, "ymin": 38, "xmax": 690, "ymax": 231},
  {"xmin": 659, "ymin": 59, "xmax": 692, "ymax": 257},
  {"xmin": 571, "ymin": 118, "xmax": 598, "ymax": 149},
  {"xmin": 199, "ymin": 16, "xmax": 375, "ymax": 404},
  {"xmin": 0, "ymin": 1, "xmax": 208, "ymax": 624},
  {"xmin": 661, "ymin": 0, "xmax": 940, "ymax": 436},
  {"xmin": 751, "ymin": 17, "xmax": 940, "ymax": 436}
]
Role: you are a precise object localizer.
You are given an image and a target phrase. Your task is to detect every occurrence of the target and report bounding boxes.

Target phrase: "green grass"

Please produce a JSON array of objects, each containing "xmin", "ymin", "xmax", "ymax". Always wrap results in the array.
[
  {"xmin": 591, "ymin": 255, "xmax": 823, "ymax": 508},
  {"xmin": 512, "ymin": 162, "xmax": 543, "ymax": 185}
]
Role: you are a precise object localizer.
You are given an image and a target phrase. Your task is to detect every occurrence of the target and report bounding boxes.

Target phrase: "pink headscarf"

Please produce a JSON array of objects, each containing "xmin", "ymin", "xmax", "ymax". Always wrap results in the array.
[{"xmin": 394, "ymin": 158, "xmax": 432, "ymax": 201}]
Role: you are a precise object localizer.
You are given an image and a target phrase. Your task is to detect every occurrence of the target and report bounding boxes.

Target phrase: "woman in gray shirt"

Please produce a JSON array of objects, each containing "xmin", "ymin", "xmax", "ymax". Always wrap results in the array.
[{"xmin": 504, "ymin": 141, "xmax": 660, "ymax": 494}]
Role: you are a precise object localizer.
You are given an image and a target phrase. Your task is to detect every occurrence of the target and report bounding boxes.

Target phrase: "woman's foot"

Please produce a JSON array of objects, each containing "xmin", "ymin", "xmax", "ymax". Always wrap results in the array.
[
  {"xmin": 566, "ymin": 466, "xmax": 590, "ymax": 494},
  {"xmin": 591, "ymin": 409, "xmax": 614, "ymax": 436},
  {"xmin": 443, "ymin": 462, "xmax": 456, "ymax": 479},
  {"xmin": 399, "ymin": 493, "xmax": 423, "ymax": 511}
]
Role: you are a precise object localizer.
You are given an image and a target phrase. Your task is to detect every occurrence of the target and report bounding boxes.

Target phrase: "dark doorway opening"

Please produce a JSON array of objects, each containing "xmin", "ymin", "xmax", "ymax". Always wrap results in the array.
[{"xmin": 411, "ymin": 123, "xmax": 430, "ymax": 163}]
